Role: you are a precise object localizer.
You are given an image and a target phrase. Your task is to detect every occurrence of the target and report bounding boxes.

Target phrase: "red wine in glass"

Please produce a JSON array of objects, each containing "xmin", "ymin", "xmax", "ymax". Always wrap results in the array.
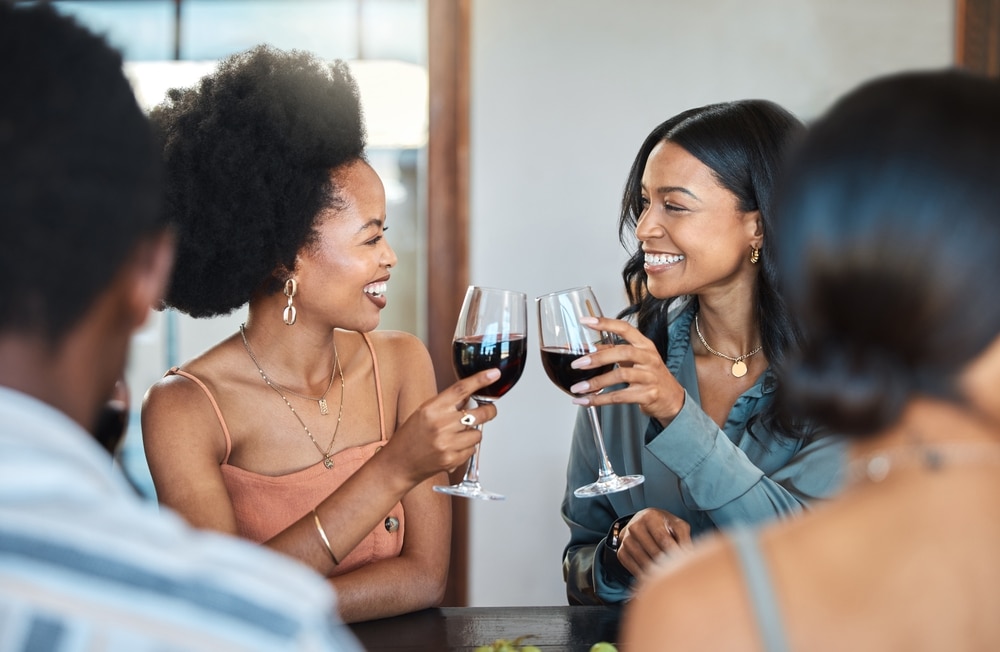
[
  {"xmin": 453, "ymin": 335, "xmax": 527, "ymax": 400},
  {"xmin": 435, "ymin": 286, "xmax": 528, "ymax": 501},
  {"xmin": 537, "ymin": 286, "xmax": 644, "ymax": 497},
  {"xmin": 539, "ymin": 346, "xmax": 613, "ymax": 396}
]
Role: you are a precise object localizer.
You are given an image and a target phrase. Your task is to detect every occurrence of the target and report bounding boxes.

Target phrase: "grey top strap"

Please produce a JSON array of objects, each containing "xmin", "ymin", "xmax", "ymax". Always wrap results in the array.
[{"xmin": 728, "ymin": 526, "xmax": 792, "ymax": 652}]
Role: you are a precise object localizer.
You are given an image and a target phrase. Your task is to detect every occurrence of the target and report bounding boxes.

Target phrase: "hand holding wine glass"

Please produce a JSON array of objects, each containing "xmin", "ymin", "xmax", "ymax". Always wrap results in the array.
[
  {"xmin": 434, "ymin": 286, "xmax": 528, "ymax": 501},
  {"xmin": 537, "ymin": 286, "xmax": 644, "ymax": 497}
]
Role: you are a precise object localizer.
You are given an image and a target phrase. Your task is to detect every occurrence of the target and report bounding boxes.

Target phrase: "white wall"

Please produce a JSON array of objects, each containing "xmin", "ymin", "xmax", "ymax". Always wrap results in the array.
[{"xmin": 465, "ymin": 0, "xmax": 953, "ymax": 606}]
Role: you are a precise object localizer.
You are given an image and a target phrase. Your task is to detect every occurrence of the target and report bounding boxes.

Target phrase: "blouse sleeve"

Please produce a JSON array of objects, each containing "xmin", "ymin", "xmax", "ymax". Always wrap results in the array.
[{"xmin": 645, "ymin": 389, "xmax": 845, "ymax": 527}]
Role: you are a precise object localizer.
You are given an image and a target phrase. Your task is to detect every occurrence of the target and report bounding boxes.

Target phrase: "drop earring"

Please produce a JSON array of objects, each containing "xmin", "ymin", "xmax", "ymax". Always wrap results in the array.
[
  {"xmin": 750, "ymin": 246, "xmax": 761, "ymax": 264},
  {"xmin": 283, "ymin": 278, "xmax": 298, "ymax": 325}
]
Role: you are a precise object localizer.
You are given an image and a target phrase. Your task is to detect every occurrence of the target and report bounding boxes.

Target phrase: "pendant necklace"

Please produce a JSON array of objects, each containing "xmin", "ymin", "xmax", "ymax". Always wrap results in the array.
[
  {"xmin": 848, "ymin": 438, "xmax": 1000, "ymax": 486},
  {"xmin": 240, "ymin": 323, "xmax": 345, "ymax": 469},
  {"xmin": 694, "ymin": 313, "xmax": 762, "ymax": 378}
]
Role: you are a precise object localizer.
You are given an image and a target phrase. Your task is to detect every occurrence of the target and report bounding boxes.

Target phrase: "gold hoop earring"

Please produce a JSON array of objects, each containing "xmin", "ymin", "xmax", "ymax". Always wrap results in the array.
[
  {"xmin": 283, "ymin": 278, "xmax": 298, "ymax": 325},
  {"xmin": 750, "ymin": 246, "xmax": 760, "ymax": 264}
]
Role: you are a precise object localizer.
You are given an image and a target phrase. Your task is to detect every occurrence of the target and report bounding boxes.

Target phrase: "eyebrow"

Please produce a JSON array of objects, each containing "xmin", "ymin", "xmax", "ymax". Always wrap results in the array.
[
  {"xmin": 356, "ymin": 218, "xmax": 385, "ymax": 233},
  {"xmin": 647, "ymin": 185, "xmax": 700, "ymax": 201}
]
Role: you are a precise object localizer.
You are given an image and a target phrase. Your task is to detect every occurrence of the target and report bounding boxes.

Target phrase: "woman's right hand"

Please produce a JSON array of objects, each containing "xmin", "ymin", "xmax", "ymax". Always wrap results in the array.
[{"xmin": 384, "ymin": 367, "xmax": 499, "ymax": 485}]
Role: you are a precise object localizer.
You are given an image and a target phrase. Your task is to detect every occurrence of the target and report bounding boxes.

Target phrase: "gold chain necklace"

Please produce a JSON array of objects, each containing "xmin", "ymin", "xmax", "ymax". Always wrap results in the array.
[
  {"xmin": 694, "ymin": 313, "xmax": 763, "ymax": 378},
  {"xmin": 241, "ymin": 324, "xmax": 337, "ymax": 416},
  {"xmin": 239, "ymin": 323, "xmax": 344, "ymax": 469}
]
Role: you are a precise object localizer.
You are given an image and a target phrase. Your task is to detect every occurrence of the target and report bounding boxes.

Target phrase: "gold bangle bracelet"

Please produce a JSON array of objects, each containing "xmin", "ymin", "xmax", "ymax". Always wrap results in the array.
[{"xmin": 312, "ymin": 509, "xmax": 339, "ymax": 566}]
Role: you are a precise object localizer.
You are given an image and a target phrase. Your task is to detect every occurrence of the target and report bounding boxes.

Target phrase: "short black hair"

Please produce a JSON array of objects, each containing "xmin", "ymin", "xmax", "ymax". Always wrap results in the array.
[
  {"xmin": 617, "ymin": 100, "xmax": 806, "ymax": 436},
  {"xmin": 0, "ymin": 3, "xmax": 163, "ymax": 344},
  {"xmin": 775, "ymin": 70, "xmax": 1000, "ymax": 436},
  {"xmin": 151, "ymin": 45, "xmax": 366, "ymax": 318}
]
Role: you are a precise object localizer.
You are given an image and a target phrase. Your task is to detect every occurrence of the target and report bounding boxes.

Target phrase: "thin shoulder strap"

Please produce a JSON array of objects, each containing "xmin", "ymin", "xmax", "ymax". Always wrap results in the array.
[
  {"xmin": 358, "ymin": 332, "xmax": 387, "ymax": 441},
  {"xmin": 164, "ymin": 367, "xmax": 234, "ymax": 463},
  {"xmin": 728, "ymin": 526, "xmax": 792, "ymax": 652}
]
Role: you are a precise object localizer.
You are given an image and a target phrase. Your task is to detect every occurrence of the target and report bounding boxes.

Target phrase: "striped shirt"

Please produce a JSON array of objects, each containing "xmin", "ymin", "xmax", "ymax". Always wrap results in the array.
[{"xmin": 0, "ymin": 386, "xmax": 361, "ymax": 652}]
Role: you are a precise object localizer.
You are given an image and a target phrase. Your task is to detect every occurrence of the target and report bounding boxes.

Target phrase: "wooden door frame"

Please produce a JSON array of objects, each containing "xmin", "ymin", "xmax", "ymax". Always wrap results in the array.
[
  {"xmin": 427, "ymin": 0, "xmax": 472, "ymax": 606},
  {"xmin": 956, "ymin": 0, "xmax": 1000, "ymax": 74}
]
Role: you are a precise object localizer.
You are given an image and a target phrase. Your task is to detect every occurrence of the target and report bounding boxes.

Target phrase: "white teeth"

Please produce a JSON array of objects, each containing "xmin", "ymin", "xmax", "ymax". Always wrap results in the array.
[
  {"xmin": 364, "ymin": 282, "xmax": 387, "ymax": 298},
  {"xmin": 644, "ymin": 253, "xmax": 685, "ymax": 266}
]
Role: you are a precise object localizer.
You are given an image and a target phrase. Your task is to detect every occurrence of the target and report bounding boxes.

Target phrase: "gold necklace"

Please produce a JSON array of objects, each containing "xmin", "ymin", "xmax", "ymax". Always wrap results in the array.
[
  {"xmin": 239, "ymin": 323, "xmax": 344, "ymax": 469},
  {"xmin": 241, "ymin": 324, "xmax": 337, "ymax": 416},
  {"xmin": 694, "ymin": 313, "xmax": 762, "ymax": 378}
]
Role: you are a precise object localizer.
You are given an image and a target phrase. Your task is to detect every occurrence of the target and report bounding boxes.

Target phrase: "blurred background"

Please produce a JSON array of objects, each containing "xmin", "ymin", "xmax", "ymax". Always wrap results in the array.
[{"xmin": 49, "ymin": 0, "xmax": 976, "ymax": 608}]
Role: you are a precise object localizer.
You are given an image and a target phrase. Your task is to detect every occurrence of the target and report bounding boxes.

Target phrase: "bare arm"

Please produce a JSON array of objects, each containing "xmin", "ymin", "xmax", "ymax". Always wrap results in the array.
[{"xmin": 142, "ymin": 375, "xmax": 241, "ymax": 534}]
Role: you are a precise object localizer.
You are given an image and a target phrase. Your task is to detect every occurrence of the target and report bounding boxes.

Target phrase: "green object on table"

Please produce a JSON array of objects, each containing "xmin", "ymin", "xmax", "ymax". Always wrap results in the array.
[
  {"xmin": 590, "ymin": 643, "xmax": 618, "ymax": 652},
  {"xmin": 474, "ymin": 636, "xmax": 548, "ymax": 651}
]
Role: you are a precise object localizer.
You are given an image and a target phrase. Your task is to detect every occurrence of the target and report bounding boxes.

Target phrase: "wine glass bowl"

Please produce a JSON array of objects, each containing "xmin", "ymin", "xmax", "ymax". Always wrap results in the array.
[
  {"xmin": 452, "ymin": 335, "xmax": 527, "ymax": 402},
  {"xmin": 537, "ymin": 286, "xmax": 644, "ymax": 497},
  {"xmin": 434, "ymin": 286, "xmax": 528, "ymax": 501}
]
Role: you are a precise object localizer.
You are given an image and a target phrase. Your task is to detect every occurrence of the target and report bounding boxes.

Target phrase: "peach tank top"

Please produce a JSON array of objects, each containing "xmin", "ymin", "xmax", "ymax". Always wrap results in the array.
[{"xmin": 166, "ymin": 331, "xmax": 404, "ymax": 576}]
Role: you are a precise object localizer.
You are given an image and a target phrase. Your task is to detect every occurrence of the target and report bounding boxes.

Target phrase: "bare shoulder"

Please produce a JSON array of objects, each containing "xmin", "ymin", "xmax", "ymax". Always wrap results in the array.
[
  {"xmin": 143, "ymin": 368, "xmax": 213, "ymax": 422},
  {"xmin": 140, "ymin": 345, "xmax": 236, "ymax": 457},
  {"xmin": 365, "ymin": 330, "xmax": 435, "ymax": 383},
  {"xmin": 366, "ymin": 330, "xmax": 432, "ymax": 364},
  {"xmin": 623, "ymin": 534, "xmax": 758, "ymax": 651},
  {"xmin": 142, "ymin": 344, "xmax": 226, "ymax": 420}
]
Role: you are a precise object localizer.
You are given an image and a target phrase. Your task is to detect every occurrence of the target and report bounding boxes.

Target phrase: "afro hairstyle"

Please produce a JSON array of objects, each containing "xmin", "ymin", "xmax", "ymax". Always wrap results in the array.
[{"xmin": 151, "ymin": 45, "xmax": 367, "ymax": 317}]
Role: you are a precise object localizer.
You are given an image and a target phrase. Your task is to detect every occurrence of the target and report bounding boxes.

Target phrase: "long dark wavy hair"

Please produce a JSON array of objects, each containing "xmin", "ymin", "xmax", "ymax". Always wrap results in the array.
[
  {"xmin": 617, "ymin": 100, "xmax": 806, "ymax": 436},
  {"xmin": 775, "ymin": 71, "xmax": 1000, "ymax": 438}
]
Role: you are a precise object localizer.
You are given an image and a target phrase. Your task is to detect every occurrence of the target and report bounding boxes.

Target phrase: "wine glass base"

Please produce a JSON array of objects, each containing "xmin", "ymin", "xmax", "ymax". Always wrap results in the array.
[
  {"xmin": 573, "ymin": 473, "xmax": 644, "ymax": 498},
  {"xmin": 433, "ymin": 481, "xmax": 506, "ymax": 501}
]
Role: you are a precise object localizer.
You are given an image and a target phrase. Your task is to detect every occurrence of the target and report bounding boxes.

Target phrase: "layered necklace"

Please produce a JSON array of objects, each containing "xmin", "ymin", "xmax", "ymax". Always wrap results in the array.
[
  {"xmin": 694, "ymin": 313, "xmax": 763, "ymax": 378},
  {"xmin": 239, "ymin": 323, "xmax": 344, "ymax": 469}
]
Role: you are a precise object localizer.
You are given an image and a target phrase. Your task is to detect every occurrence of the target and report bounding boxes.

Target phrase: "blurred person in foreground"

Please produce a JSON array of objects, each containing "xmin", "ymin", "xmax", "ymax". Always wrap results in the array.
[
  {"xmin": 0, "ymin": 4, "xmax": 361, "ymax": 649},
  {"xmin": 562, "ymin": 100, "xmax": 844, "ymax": 605},
  {"xmin": 623, "ymin": 69, "xmax": 1000, "ymax": 650}
]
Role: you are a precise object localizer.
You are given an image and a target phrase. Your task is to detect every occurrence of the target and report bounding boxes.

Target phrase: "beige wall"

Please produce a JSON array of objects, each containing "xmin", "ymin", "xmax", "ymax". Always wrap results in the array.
[{"xmin": 465, "ymin": 0, "xmax": 953, "ymax": 606}]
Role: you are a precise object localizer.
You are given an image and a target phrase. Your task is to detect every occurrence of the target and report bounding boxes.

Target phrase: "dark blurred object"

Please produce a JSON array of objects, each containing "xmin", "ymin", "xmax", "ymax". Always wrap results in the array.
[
  {"xmin": 350, "ymin": 605, "xmax": 620, "ymax": 652},
  {"xmin": 92, "ymin": 380, "xmax": 129, "ymax": 454}
]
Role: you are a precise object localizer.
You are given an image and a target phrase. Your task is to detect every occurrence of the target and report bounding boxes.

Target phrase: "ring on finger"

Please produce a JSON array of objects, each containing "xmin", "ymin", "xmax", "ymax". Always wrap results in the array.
[{"xmin": 460, "ymin": 412, "xmax": 477, "ymax": 428}]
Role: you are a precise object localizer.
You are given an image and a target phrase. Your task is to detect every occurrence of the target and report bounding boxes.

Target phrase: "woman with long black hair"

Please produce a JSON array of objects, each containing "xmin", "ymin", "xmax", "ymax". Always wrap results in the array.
[{"xmin": 562, "ymin": 100, "xmax": 844, "ymax": 605}]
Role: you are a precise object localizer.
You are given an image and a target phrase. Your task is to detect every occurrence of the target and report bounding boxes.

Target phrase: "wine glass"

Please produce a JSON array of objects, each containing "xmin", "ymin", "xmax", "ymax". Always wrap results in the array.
[
  {"xmin": 434, "ymin": 286, "xmax": 528, "ymax": 500},
  {"xmin": 537, "ymin": 286, "xmax": 644, "ymax": 498}
]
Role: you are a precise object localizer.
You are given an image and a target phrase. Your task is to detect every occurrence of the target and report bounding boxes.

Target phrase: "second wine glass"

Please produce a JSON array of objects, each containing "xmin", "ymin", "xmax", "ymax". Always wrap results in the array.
[
  {"xmin": 537, "ymin": 286, "xmax": 644, "ymax": 497},
  {"xmin": 433, "ymin": 286, "xmax": 527, "ymax": 501}
]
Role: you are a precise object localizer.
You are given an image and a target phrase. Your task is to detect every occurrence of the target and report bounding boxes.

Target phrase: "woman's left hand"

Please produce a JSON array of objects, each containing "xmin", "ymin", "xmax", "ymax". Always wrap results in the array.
[{"xmin": 568, "ymin": 316, "xmax": 685, "ymax": 426}]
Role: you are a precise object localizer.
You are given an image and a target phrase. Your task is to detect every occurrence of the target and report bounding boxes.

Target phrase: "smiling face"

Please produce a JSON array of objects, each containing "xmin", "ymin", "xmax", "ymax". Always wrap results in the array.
[
  {"xmin": 635, "ymin": 140, "xmax": 762, "ymax": 301},
  {"xmin": 292, "ymin": 159, "xmax": 397, "ymax": 332}
]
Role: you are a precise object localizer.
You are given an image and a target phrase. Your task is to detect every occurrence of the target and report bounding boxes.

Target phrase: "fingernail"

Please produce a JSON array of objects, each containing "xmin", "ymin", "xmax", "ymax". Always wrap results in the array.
[
  {"xmin": 570, "ymin": 356, "xmax": 590, "ymax": 369},
  {"xmin": 571, "ymin": 396, "xmax": 590, "ymax": 406},
  {"xmin": 570, "ymin": 381, "xmax": 590, "ymax": 394},
  {"xmin": 579, "ymin": 316, "xmax": 599, "ymax": 325},
  {"xmin": 486, "ymin": 369, "xmax": 501, "ymax": 380}
]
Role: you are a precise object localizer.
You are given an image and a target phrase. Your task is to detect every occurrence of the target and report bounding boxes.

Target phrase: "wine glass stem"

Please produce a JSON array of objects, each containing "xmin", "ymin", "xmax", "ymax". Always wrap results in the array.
[
  {"xmin": 461, "ymin": 398, "xmax": 490, "ymax": 484},
  {"xmin": 586, "ymin": 405, "xmax": 617, "ymax": 483},
  {"xmin": 462, "ymin": 439, "xmax": 483, "ymax": 484}
]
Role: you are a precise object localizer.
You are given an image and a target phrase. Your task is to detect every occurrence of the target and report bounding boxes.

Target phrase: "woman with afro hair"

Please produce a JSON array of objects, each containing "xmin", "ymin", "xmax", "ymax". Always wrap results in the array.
[{"xmin": 141, "ymin": 45, "xmax": 499, "ymax": 623}]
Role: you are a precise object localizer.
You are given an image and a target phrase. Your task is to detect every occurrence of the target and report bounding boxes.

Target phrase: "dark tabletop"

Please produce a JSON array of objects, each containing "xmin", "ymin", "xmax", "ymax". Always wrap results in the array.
[{"xmin": 349, "ymin": 605, "xmax": 622, "ymax": 651}]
